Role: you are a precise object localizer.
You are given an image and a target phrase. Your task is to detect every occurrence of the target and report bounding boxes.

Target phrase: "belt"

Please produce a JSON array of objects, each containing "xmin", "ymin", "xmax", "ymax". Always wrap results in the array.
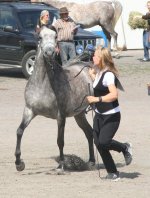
[{"xmin": 58, "ymin": 40, "xmax": 74, "ymax": 43}]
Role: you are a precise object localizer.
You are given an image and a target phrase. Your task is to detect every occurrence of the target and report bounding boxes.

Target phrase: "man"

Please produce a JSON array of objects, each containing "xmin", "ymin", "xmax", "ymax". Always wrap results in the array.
[
  {"xmin": 52, "ymin": 7, "xmax": 78, "ymax": 66},
  {"xmin": 142, "ymin": 1, "xmax": 150, "ymax": 61}
]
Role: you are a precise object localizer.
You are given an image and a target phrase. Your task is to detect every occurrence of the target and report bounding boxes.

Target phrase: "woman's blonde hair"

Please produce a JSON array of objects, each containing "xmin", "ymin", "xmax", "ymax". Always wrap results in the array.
[
  {"xmin": 40, "ymin": 10, "xmax": 49, "ymax": 25},
  {"xmin": 96, "ymin": 46, "xmax": 119, "ymax": 77}
]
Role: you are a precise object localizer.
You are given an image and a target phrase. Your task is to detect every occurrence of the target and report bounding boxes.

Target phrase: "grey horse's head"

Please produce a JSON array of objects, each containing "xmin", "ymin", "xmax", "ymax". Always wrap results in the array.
[{"xmin": 39, "ymin": 26, "xmax": 56, "ymax": 57}]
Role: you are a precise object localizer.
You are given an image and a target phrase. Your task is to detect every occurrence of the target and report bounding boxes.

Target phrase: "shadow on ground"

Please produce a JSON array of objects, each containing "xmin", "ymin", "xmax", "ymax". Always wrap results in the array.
[
  {"xmin": 120, "ymin": 171, "xmax": 141, "ymax": 179},
  {"xmin": 0, "ymin": 67, "xmax": 24, "ymax": 79}
]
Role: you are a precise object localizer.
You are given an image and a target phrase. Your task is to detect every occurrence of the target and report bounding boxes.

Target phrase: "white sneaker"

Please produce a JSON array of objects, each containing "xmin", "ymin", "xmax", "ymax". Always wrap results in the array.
[
  {"xmin": 142, "ymin": 58, "xmax": 149, "ymax": 62},
  {"xmin": 105, "ymin": 171, "xmax": 120, "ymax": 181}
]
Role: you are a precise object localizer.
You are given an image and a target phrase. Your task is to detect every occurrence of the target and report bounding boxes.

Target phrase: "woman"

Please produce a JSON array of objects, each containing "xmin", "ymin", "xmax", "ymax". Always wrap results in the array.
[
  {"xmin": 36, "ymin": 10, "xmax": 50, "ymax": 34},
  {"xmin": 86, "ymin": 46, "xmax": 132, "ymax": 181}
]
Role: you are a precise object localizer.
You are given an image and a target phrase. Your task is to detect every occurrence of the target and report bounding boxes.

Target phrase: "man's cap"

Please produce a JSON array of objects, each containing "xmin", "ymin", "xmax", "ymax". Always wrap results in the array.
[
  {"xmin": 40, "ymin": 10, "xmax": 49, "ymax": 17},
  {"xmin": 59, "ymin": 7, "xmax": 69, "ymax": 14}
]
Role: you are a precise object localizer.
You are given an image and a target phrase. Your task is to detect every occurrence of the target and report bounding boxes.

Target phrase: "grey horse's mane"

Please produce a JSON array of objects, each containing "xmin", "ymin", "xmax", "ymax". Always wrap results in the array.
[
  {"xmin": 65, "ymin": 61, "xmax": 90, "ymax": 67},
  {"xmin": 63, "ymin": 51, "xmax": 94, "ymax": 68}
]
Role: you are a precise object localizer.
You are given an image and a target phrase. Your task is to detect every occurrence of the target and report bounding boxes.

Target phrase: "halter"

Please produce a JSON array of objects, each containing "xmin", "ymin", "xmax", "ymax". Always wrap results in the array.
[
  {"xmin": 38, "ymin": 39, "xmax": 57, "ymax": 70},
  {"xmin": 41, "ymin": 41, "xmax": 56, "ymax": 57}
]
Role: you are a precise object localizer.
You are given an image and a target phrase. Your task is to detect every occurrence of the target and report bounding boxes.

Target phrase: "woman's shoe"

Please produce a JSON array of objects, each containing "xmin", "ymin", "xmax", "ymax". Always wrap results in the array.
[
  {"xmin": 105, "ymin": 171, "xmax": 120, "ymax": 181},
  {"xmin": 123, "ymin": 142, "xmax": 133, "ymax": 165},
  {"xmin": 142, "ymin": 58, "xmax": 149, "ymax": 62}
]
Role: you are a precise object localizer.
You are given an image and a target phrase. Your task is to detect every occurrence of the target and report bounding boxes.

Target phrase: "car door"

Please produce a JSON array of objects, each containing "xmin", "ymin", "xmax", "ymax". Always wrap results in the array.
[{"xmin": 0, "ymin": 6, "xmax": 23, "ymax": 64}]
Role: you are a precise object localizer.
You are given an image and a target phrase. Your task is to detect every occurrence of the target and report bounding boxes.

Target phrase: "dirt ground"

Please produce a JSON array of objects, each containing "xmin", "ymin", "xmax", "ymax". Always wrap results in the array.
[{"xmin": 0, "ymin": 50, "xmax": 150, "ymax": 198}]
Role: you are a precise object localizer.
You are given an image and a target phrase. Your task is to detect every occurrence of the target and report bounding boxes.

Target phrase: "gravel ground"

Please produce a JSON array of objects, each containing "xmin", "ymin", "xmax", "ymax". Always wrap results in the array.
[{"xmin": 0, "ymin": 50, "xmax": 150, "ymax": 198}]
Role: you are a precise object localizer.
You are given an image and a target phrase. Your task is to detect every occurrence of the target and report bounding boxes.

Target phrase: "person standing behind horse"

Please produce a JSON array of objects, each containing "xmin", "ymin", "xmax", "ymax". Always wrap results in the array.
[
  {"xmin": 51, "ymin": 7, "xmax": 78, "ymax": 66},
  {"xmin": 86, "ymin": 46, "xmax": 133, "ymax": 181},
  {"xmin": 141, "ymin": 1, "xmax": 150, "ymax": 61},
  {"xmin": 36, "ymin": 10, "xmax": 50, "ymax": 34},
  {"xmin": 132, "ymin": 1, "xmax": 150, "ymax": 61}
]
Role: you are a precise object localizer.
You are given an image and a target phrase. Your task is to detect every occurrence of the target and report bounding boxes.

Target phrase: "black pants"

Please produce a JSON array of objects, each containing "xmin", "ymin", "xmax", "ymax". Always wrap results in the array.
[{"xmin": 93, "ymin": 112, "xmax": 126, "ymax": 173}]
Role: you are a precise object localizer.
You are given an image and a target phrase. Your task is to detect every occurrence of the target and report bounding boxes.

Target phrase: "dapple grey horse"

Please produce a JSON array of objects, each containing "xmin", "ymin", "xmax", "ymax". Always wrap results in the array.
[
  {"xmin": 15, "ymin": 27, "xmax": 95, "ymax": 171},
  {"xmin": 31, "ymin": 0, "xmax": 122, "ymax": 51}
]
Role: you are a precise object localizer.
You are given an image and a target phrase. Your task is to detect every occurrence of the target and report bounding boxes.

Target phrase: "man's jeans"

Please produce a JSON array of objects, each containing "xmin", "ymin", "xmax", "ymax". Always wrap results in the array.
[
  {"xmin": 143, "ymin": 30, "xmax": 150, "ymax": 60},
  {"xmin": 58, "ymin": 41, "xmax": 76, "ymax": 66}
]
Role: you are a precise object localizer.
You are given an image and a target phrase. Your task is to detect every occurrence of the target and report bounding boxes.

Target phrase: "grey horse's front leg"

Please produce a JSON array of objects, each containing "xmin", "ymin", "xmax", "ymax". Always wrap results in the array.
[
  {"xmin": 74, "ymin": 112, "xmax": 95, "ymax": 165},
  {"xmin": 56, "ymin": 113, "xmax": 66, "ymax": 171},
  {"xmin": 15, "ymin": 107, "xmax": 34, "ymax": 171}
]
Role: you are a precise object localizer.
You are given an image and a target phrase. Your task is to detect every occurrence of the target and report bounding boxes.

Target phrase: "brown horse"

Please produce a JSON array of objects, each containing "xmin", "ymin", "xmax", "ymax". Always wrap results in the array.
[{"xmin": 31, "ymin": 0, "xmax": 122, "ymax": 52}]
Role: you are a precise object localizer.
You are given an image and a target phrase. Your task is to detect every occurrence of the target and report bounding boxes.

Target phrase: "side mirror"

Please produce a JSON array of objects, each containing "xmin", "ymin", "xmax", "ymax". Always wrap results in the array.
[{"xmin": 4, "ymin": 25, "xmax": 19, "ymax": 33}]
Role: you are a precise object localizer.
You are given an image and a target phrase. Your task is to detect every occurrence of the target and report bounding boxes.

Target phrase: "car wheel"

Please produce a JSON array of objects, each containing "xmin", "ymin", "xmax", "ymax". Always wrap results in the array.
[{"xmin": 22, "ymin": 50, "xmax": 36, "ymax": 79}]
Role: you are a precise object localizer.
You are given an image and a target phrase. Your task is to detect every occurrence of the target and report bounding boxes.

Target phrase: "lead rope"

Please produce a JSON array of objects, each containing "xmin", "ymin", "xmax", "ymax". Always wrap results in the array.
[{"xmin": 88, "ymin": 83, "xmax": 102, "ymax": 179}]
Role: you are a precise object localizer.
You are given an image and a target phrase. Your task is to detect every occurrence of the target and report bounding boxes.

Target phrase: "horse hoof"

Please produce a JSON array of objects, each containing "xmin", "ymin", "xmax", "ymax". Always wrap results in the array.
[
  {"xmin": 16, "ymin": 160, "xmax": 25, "ymax": 171},
  {"xmin": 55, "ymin": 164, "xmax": 65, "ymax": 174},
  {"xmin": 56, "ymin": 164, "xmax": 64, "ymax": 170},
  {"xmin": 87, "ymin": 161, "xmax": 96, "ymax": 170},
  {"xmin": 114, "ymin": 53, "xmax": 120, "ymax": 59},
  {"xmin": 115, "ymin": 55, "xmax": 120, "ymax": 59}
]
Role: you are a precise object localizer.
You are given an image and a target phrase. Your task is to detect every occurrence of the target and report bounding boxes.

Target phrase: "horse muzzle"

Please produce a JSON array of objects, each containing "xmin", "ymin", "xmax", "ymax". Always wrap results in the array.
[{"xmin": 42, "ymin": 44, "xmax": 55, "ymax": 58}]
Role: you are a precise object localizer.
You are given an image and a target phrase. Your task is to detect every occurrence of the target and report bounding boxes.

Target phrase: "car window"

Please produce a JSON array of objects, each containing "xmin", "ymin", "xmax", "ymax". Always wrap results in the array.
[
  {"xmin": 18, "ymin": 11, "xmax": 38, "ymax": 30},
  {"xmin": 0, "ymin": 9, "xmax": 18, "ymax": 30},
  {"xmin": 18, "ymin": 10, "xmax": 59, "ymax": 31}
]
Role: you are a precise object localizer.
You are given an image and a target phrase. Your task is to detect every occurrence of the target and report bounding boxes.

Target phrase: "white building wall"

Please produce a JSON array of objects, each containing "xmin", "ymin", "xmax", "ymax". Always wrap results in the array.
[
  {"xmin": 116, "ymin": 0, "xmax": 148, "ymax": 49},
  {"xmin": 54, "ymin": 0, "xmax": 149, "ymax": 49}
]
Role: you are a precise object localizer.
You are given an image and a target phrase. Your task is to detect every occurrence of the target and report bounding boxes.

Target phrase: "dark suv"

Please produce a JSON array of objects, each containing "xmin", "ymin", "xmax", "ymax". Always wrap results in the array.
[{"xmin": 0, "ymin": 1, "xmax": 100, "ymax": 78}]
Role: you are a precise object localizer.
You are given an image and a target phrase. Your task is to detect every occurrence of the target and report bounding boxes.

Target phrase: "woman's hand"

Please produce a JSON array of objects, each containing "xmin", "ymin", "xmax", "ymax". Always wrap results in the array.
[
  {"xmin": 88, "ymin": 68, "xmax": 96, "ymax": 81},
  {"xmin": 55, "ymin": 46, "xmax": 60, "ymax": 55},
  {"xmin": 86, "ymin": 96, "xmax": 99, "ymax": 104}
]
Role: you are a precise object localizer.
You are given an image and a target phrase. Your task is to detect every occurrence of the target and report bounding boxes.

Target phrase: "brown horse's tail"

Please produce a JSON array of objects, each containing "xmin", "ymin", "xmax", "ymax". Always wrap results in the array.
[{"xmin": 112, "ymin": 0, "xmax": 123, "ymax": 28}]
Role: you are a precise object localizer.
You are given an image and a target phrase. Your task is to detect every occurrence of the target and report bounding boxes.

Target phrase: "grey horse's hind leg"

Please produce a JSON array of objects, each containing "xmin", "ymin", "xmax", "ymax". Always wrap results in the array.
[
  {"xmin": 102, "ymin": 26, "xmax": 118, "ymax": 49},
  {"xmin": 102, "ymin": 28, "xmax": 112, "ymax": 49},
  {"xmin": 56, "ymin": 112, "xmax": 66, "ymax": 170},
  {"xmin": 15, "ymin": 106, "xmax": 35, "ymax": 171},
  {"xmin": 74, "ymin": 112, "xmax": 95, "ymax": 164},
  {"xmin": 102, "ymin": 27, "xmax": 120, "ymax": 58}
]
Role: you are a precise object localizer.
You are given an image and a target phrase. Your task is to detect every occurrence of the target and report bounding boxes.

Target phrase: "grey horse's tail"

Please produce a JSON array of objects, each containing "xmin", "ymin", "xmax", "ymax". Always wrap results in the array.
[{"xmin": 112, "ymin": 0, "xmax": 123, "ymax": 28}]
